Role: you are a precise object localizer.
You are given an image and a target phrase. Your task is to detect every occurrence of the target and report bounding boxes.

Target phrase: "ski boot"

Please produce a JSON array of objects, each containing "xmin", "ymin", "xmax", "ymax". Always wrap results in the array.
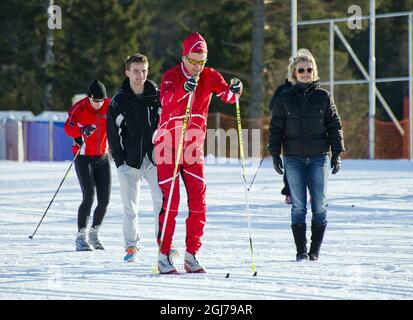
[
  {"xmin": 184, "ymin": 251, "xmax": 206, "ymax": 273},
  {"xmin": 88, "ymin": 225, "xmax": 104, "ymax": 250},
  {"xmin": 76, "ymin": 228, "xmax": 92, "ymax": 251}
]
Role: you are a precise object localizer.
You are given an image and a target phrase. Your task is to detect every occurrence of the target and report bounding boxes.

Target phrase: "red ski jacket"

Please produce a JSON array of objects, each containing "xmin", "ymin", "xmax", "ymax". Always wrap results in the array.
[
  {"xmin": 64, "ymin": 96, "xmax": 110, "ymax": 156},
  {"xmin": 154, "ymin": 62, "xmax": 236, "ymax": 152}
]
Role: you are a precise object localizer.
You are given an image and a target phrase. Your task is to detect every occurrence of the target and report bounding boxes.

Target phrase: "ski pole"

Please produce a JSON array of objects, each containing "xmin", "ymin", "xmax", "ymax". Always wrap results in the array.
[
  {"xmin": 247, "ymin": 151, "xmax": 266, "ymax": 192},
  {"xmin": 153, "ymin": 89, "xmax": 195, "ymax": 274},
  {"xmin": 234, "ymin": 83, "xmax": 257, "ymax": 276},
  {"xmin": 28, "ymin": 127, "xmax": 95, "ymax": 239},
  {"xmin": 28, "ymin": 147, "xmax": 82, "ymax": 239}
]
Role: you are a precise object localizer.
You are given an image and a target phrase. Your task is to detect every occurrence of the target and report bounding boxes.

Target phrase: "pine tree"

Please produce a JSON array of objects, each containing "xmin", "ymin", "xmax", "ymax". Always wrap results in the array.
[
  {"xmin": 52, "ymin": 0, "xmax": 158, "ymax": 110},
  {"xmin": 0, "ymin": 0, "xmax": 47, "ymax": 113}
]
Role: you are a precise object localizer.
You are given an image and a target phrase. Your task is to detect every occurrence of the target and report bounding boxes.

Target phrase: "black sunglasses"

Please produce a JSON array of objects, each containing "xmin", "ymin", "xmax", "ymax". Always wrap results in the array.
[
  {"xmin": 91, "ymin": 98, "xmax": 105, "ymax": 103},
  {"xmin": 297, "ymin": 68, "xmax": 313, "ymax": 74}
]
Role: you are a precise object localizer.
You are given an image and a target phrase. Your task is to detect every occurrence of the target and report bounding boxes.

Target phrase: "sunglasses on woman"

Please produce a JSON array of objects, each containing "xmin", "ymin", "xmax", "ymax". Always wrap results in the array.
[
  {"xmin": 186, "ymin": 56, "xmax": 208, "ymax": 66},
  {"xmin": 297, "ymin": 67, "xmax": 313, "ymax": 74}
]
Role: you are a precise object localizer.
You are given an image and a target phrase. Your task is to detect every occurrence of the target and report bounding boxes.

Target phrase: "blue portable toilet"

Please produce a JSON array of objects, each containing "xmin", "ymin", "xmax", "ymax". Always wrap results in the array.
[
  {"xmin": 25, "ymin": 120, "xmax": 50, "ymax": 161},
  {"xmin": 31, "ymin": 111, "xmax": 72, "ymax": 161},
  {"xmin": 0, "ymin": 119, "xmax": 6, "ymax": 160},
  {"xmin": 5, "ymin": 119, "xmax": 25, "ymax": 161},
  {"xmin": 53, "ymin": 121, "xmax": 73, "ymax": 161},
  {"xmin": 0, "ymin": 111, "xmax": 33, "ymax": 161}
]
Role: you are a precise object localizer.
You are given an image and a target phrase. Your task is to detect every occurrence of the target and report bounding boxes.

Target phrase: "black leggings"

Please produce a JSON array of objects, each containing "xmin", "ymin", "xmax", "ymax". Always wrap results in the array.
[{"xmin": 75, "ymin": 154, "xmax": 111, "ymax": 231}]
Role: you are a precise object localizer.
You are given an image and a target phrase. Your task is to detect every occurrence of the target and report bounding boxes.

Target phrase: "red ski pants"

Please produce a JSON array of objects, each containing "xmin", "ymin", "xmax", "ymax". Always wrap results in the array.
[{"xmin": 157, "ymin": 161, "xmax": 207, "ymax": 255}]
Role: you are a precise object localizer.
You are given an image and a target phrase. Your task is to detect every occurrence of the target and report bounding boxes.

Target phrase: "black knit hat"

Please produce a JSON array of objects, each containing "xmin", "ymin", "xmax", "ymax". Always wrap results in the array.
[{"xmin": 88, "ymin": 79, "xmax": 107, "ymax": 99}]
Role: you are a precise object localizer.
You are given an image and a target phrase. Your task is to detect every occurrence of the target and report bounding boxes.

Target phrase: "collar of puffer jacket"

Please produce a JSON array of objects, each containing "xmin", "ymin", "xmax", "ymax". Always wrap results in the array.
[
  {"xmin": 293, "ymin": 81, "xmax": 320, "ymax": 95},
  {"xmin": 120, "ymin": 78, "xmax": 157, "ymax": 100}
]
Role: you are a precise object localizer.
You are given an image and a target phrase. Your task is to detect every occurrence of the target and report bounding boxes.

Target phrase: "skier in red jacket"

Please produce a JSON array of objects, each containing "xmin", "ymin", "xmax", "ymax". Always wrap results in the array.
[
  {"xmin": 64, "ymin": 80, "xmax": 111, "ymax": 251},
  {"xmin": 154, "ymin": 32, "xmax": 243, "ymax": 274}
]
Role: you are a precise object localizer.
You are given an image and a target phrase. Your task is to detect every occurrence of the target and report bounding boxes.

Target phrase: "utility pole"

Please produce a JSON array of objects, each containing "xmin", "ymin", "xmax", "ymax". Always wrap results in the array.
[
  {"xmin": 43, "ymin": 0, "xmax": 55, "ymax": 110},
  {"xmin": 291, "ymin": 0, "xmax": 297, "ymax": 57},
  {"xmin": 368, "ymin": 0, "xmax": 376, "ymax": 159},
  {"xmin": 250, "ymin": 0, "xmax": 264, "ymax": 119}
]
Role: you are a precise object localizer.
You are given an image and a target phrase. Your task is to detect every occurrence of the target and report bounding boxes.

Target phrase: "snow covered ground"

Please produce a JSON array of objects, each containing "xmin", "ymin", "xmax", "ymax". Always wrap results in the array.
[{"xmin": 0, "ymin": 158, "xmax": 412, "ymax": 300}]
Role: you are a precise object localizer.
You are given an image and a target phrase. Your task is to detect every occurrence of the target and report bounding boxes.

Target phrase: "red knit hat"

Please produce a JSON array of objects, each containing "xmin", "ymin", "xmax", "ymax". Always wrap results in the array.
[{"xmin": 182, "ymin": 32, "xmax": 208, "ymax": 56}]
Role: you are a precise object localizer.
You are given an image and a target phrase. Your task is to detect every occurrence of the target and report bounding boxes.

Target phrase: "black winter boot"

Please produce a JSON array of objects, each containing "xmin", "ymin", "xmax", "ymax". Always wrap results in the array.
[
  {"xmin": 308, "ymin": 223, "xmax": 327, "ymax": 261},
  {"xmin": 291, "ymin": 224, "xmax": 308, "ymax": 261}
]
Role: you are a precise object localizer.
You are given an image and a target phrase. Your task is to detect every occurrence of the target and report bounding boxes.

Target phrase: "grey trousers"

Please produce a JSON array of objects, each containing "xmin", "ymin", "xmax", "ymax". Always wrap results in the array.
[{"xmin": 117, "ymin": 157, "xmax": 163, "ymax": 249}]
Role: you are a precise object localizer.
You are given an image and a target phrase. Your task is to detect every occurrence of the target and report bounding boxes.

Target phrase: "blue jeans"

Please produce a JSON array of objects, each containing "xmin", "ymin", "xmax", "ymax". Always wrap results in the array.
[{"xmin": 284, "ymin": 154, "xmax": 329, "ymax": 225}]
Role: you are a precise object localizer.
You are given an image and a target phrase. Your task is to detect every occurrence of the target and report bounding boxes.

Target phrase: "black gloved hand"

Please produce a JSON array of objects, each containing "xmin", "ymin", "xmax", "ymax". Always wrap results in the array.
[
  {"xmin": 230, "ymin": 77, "xmax": 243, "ymax": 94},
  {"xmin": 74, "ymin": 136, "xmax": 83, "ymax": 147},
  {"xmin": 81, "ymin": 124, "xmax": 96, "ymax": 137},
  {"xmin": 184, "ymin": 77, "xmax": 197, "ymax": 92},
  {"xmin": 331, "ymin": 153, "xmax": 341, "ymax": 174},
  {"xmin": 272, "ymin": 154, "xmax": 284, "ymax": 175}
]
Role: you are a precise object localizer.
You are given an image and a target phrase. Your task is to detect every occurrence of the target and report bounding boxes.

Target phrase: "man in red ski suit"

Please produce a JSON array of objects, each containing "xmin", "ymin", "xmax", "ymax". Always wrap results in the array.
[{"xmin": 153, "ymin": 32, "xmax": 243, "ymax": 274}]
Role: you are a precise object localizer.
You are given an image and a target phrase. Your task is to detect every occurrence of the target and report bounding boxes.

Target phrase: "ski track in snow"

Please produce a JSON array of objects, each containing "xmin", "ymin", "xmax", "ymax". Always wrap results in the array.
[{"xmin": 0, "ymin": 159, "xmax": 412, "ymax": 300}]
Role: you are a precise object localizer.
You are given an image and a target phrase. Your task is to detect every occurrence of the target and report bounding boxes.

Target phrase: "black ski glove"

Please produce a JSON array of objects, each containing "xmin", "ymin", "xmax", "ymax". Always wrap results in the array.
[
  {"xmin": 331, "ymin": 153, "xmax": 341, "ymax": 174},
  {"xmin": 230, "ymin": 77, "xmax": 243, "ymax": 94},
  {"xmin": 81, "ymin": 124, "xmax": 96, "ymax": 137},
  {"xmin": 74, "ymin": 136, "xmax": 83, "ymax": 147},
  {"xmin": 184, "ymin": 77, "xmax": 197, "ymax": 92},
  {"xmin": 272, "ymin": 154, "xmax": 284, "ymax": 175}
]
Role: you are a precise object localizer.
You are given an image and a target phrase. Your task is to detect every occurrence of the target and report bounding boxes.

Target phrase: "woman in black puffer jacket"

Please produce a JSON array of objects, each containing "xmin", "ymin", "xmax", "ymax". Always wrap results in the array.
[{"xmin": 268, "ymin": 49, "xmax": 345, "ymax": 262}]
